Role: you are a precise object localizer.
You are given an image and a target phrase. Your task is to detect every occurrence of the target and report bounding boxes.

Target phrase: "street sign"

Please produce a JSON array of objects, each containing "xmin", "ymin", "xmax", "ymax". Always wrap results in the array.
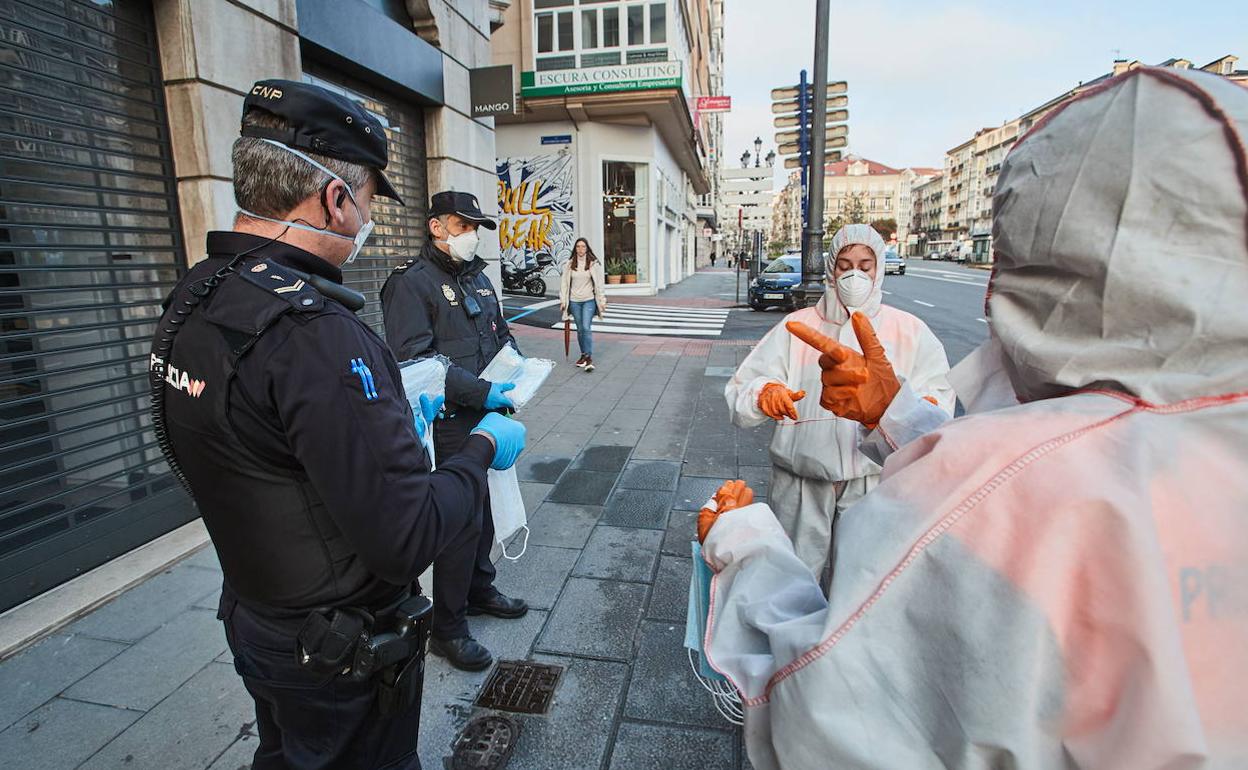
[
  {"xmin": 541, "ymin": 134, "xmax": 572, "ymax": 145},
  {"xmin": 773, "ymin": 97, "xmax": 847, "ymax": 125},
  {"xmin": 778, "ymin": 136, "xmax": 846, "ymax": 156},
  {"xmin": 785, "ymin": 151, "xmax": 841, "ymax": 169},
  {"xmin": 469, "ymin": 65, "xmax": 516, "ymax": 117},
  {"xmin": 695, "ymin": 95, "xmax": 731, "ymax": 112},
  {"xmin": 770, "ymin": 81, "xmax": 847, "ymax": 101},
  {"xmin": 775, "ymin": 124, "xmax": 848, "ymax": 145}
]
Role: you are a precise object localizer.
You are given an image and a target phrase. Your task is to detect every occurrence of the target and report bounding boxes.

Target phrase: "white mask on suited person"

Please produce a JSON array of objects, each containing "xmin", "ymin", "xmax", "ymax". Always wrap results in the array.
[
  {"xmin": 835, "ymin": 269, "xmax": 874, "ymax": 308},
  {"xmin": 438, "ymin": 228, "xmax": 480, "ymax": 263}
]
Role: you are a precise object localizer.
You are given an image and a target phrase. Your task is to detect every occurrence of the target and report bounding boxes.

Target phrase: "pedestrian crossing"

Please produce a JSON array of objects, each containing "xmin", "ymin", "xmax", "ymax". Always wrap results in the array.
[{"xmin": 550, "ymin": 302, "xmax": 731, "ymax": 337}]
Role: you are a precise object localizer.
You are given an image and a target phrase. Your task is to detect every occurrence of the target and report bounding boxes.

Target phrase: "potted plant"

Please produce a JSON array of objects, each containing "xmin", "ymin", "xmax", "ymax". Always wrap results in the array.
[
  {"xmin": 621, "ymin": 257, "xmax": 638, "ymax": 284},
  {"xmin": 606, "ymin": 258, "xmax": 624, "ymax": 284}
]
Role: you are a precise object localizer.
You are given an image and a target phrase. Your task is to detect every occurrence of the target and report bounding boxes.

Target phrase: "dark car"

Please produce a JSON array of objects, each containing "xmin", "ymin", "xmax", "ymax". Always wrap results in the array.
[{"xmin": 748, "ymin": 255, "xmax": 803, "ymax": 311}]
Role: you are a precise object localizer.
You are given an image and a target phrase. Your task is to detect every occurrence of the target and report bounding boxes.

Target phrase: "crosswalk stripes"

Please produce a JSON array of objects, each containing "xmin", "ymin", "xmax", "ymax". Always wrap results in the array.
[{"xmin": 549, "ymin": 302, "xmax": 731, "ymax": 337}]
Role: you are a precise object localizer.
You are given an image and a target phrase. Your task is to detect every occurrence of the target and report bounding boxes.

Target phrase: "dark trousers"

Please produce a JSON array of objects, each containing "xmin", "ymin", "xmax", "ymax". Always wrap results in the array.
[
  {"xmin": 431, "ymin": 409, "xmax": 497, "ymax": 639},
  {"xmin": 220, "ymin": 595, "xmax": 422, "ymax": 770}
]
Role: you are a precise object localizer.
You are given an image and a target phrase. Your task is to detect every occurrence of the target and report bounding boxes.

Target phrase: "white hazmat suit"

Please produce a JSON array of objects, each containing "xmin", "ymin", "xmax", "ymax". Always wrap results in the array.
[
  {"xmin": 703, "ymin": 67, "xmax": 1248, "ymax": 769},
  {"xmin": 724, "ymin": 225, "xmax": 953, "ymax": 578}
]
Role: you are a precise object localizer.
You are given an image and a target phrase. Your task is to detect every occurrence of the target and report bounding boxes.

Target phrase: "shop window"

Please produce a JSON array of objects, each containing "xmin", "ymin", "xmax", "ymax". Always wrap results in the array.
[
  {"xmin": 603, "ymin": 161, "xmax": 650, "ymax": 284},
  {"xmin": 649, "ymin": 3, "xmax": 666, "ymax": 44}
]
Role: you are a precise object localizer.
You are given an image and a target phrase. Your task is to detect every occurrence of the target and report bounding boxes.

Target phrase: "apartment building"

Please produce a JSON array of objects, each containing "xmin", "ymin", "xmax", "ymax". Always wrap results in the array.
[
  {"xmin": 913, "ymin": 54, "xmax": 1248, "ymax": 264},
  {"xmin": 490, "ymin": 0, "xmax": 714, "ymax": 293}
]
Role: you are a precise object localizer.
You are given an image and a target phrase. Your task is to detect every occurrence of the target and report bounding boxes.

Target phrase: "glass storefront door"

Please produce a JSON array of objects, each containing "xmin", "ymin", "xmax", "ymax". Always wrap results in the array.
[{"xmin": 602, "ymin": 160, "xmax": 649, "ymax": 284}]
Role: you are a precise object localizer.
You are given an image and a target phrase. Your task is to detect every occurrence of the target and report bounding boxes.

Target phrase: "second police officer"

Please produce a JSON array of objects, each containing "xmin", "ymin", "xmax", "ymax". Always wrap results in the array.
[
  {"xmin": 150, "ymin": 79, "xmax": 525, "ymax": 769},
  {"xmin": 381, "ymin": 191, "xmax": 530, "ymax": 671}
]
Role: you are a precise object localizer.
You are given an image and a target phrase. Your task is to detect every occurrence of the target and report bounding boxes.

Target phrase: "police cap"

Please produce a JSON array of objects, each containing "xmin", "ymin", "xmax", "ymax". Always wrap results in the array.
[
  {"xmin": 429, "ymin": 190, "xmax": 497, "ymax": 230},
  {"xmin": 242, "ymin": 79, "xmax": 404, "ymax": 204}
]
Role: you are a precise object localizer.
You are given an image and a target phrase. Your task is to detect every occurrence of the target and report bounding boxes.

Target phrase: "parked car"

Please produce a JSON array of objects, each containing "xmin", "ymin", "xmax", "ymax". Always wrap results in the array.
[
  {"xmin": 748, "ymin": 255, "xmax": 802, "ymax": 311},
  {"xmin": 883, "ymin": 249, "xmax": 906, "ymax": 275}
]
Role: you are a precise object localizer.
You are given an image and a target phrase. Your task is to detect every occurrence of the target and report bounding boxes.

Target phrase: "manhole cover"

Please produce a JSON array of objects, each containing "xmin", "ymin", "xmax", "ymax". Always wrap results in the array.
[
  {"xmin": 474, "ymin": 660, "xmax": 563, "ymax": 715},
  {"xmin": 451, "ymin": 715, "xmax": 519, "ymax": 770}
]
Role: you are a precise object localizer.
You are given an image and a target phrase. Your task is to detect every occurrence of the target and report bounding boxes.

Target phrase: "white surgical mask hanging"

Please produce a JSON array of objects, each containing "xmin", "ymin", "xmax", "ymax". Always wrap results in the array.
[{"xmin": 236, "ymin": 139, "xmax": 373, "ymax": 264}]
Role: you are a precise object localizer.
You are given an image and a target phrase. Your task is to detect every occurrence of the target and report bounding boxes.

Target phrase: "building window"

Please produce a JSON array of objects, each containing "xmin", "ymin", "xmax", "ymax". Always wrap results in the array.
[
  {"xmin": 603, "ymin": 6, "xmax": 620, "ymax": 46},
  {"xmin": 649, "ymin": 3, "xmax": 666, "ymax": 44},
  {"xmin": 537, "ymin": 13, "xmax": 553, "ymax": 52},
  {"xmin": 557, "ymin": 11, "xmax": 574, "ymax": 50},
  {"xmin": 603, "ymin": 160, "xmax": 650, "ymax": 284},
  {"xmin": 627, "ymin": 5, "xmax": 644, "ymax": 45},
  {"xmin": 581, "ymin": 9, "xmax": 599, "ymax": 48}
]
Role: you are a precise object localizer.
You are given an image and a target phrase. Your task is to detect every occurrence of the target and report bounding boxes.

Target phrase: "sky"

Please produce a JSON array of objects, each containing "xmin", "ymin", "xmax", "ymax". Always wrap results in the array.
[{"xmin": 722, "ymin": 0, "xmax": 1246, "ymax": 189}]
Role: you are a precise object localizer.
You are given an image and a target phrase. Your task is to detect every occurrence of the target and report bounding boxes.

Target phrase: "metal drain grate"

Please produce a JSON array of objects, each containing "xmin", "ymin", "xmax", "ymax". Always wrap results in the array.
[
  {"xmin": 473, "ymin": 660, "xmax": 563, "ymax": 715},
  {"xmin": 451, "ymin": 715, "xmax": 520, "ymax": 770}
]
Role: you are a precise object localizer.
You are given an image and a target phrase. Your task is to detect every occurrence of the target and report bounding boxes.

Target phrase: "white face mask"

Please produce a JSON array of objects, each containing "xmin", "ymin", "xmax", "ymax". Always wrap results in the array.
[
  {"xmin": 835, "ymin": 269, "xmax": 874, "ymax": 308},
  {"xmin": 438, "ymin": 228, "xmax": 480, "ymax": 263},
  {"xmin": 238, "ymin": 139, "xmax": 374, "ymax": 265}
]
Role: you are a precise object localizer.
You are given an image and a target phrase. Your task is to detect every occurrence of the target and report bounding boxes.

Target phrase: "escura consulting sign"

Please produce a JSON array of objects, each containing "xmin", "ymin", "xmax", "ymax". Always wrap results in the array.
[{"xmin": 521, "ymin": 61, "xmax": 681, "ymax": 97}]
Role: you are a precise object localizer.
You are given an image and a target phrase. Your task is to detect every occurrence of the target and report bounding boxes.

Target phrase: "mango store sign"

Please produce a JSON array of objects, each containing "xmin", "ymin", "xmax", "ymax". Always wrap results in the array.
[{"xmin": 521, "ymin": 61, "xmax": 681, "ymax": 97}]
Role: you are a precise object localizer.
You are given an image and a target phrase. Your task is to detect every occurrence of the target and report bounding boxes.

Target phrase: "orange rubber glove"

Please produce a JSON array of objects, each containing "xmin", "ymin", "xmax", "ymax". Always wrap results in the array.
[
  {"xmin": 697, "ymin": 479, "xmax": 756, "ymax": 543},
  {"xmin": 758, "ymin": 382, "xmax": 806, "ymax": 422},
  {"xmin": 785, "ymin": 312, "xmax": 901, "ymax": 428}
]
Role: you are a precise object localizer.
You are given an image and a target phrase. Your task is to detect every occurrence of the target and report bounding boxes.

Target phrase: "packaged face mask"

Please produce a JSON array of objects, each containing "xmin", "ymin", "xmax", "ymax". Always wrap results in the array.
[{"xmin": 477, "ymin": 345, "xmax": 555, "ymax": 410}]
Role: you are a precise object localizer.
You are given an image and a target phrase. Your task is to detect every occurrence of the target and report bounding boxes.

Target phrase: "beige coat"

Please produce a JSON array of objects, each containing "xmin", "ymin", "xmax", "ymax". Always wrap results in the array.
[{"xmin": 558, "ymin": 258, "xmax": 607, "ymax": 321}]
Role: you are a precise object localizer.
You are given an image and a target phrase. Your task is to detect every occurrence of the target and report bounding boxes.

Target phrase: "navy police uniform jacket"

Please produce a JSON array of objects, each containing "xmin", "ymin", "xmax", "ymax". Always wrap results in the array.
[
  {"xmin": 154, "ymin": 232, "xmax": 493, "ymax": 617},
  {"xmin": 380, "ymin": 240, "xmax": 517, "ymax": 413}
]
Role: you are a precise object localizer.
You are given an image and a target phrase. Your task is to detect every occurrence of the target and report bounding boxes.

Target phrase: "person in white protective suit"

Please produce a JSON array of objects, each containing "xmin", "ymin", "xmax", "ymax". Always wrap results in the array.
[
  {"xmin": 724, "ymin": 224, "xmax": 953, "ymax": 582},
  {"xmin": 698, "ymin": 67, "xmax": 1248, "ymax": 770}
]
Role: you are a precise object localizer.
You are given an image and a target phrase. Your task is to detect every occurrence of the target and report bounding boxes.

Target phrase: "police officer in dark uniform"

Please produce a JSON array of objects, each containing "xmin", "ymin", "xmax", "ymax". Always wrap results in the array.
[
  {"xmin": 149, "ymin": 79, "xmax": 526, "ymax": 770},
  {"xmin": 380, "ymin": 191, "xmax": 529, "ymax": 671}
]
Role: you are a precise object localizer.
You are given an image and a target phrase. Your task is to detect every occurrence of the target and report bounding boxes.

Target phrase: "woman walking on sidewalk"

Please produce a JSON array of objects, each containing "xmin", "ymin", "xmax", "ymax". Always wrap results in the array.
[{"xmin": 559, "ymin": 237, "xmax": 607, "ymax": 372}]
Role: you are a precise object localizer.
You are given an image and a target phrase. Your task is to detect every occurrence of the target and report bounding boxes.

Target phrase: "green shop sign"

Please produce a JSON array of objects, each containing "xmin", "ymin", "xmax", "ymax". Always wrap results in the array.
[{"xmin": 522, "ymin": 61, "xmax": 682, "ymax": 97}]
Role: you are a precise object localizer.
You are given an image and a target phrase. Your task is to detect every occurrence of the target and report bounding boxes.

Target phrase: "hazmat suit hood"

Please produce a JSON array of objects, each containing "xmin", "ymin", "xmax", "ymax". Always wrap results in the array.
[
  {"xmin": 989, "ymin": 67, "xmax": 1248, "ymax": 404},
  {"xmin": 819, "ymin": 223, "xmax": 886, "ymax": 324}
]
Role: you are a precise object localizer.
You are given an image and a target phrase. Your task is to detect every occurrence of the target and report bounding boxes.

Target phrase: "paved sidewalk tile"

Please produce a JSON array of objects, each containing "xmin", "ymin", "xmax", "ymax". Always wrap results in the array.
[
  {"xmin": 572, "ymin": 526, "xmax": 662, "ymax": 583},
  {"xmin": 547, "ymin": 469, "xmax": 617, "ymax": 505},
  {"xmin": 662, "ymin": 510, "xmax": 698, "ymax": 557},
  {"xmin": 0, "ymin": 698, "xmax": 140, "ymax": 770},
  {"xmin": 66, "ymin": 564, "xmax": 223, "ymax": 643},
  {"xmin": 0, "ymin": 633, "xmax": 127, "ymax": 731},
  {"xmin": 618, "ymin": 460, "xmax": 681, "ymax": 491},
  {"xmin": 571, "ymin": 444, "xmax": 633, "ymax": 472},
  {"xmin": 601, "ymin": 488, "xmax": 672, "ymax": 529},
  {"xmin": 536, "ymin": 578, "xmax": 647, "ymax": 661},
  {"xmin": 516, "ymin": 453, "xmax": 572, "ymax": 484},
  {"xmin": 66, "ymin": 608, "xmax": 227, "ymax": 711},
  {"xmin": 79, "ymin": 662, "xmax": 252, "ymax": 770},
  {"xmin": 207, "ymin": 735, "xmax": 259, "ymax": 769},
  {"xmin": 180, "ymin": 546, "xmax": 222, "ymax": 572},
  {"xmin": 624, "ymin": 621, "xmax": 730, "ymax": 729},
  {"xmin": 525, "ymin": 502, "xmax": 601, "ymax": 549},
  {"xmin": 682, "ymin": 450, "xmax": 737, "ymax": 478},
  {"xmin": 492, "ymin": 545, "xmax": 579, "ymax": 610},
  {"xmin": 504, "ymin": 654, "xmax": 629, "ymax": 770},
  {"xmin": 673, "ymin": 476, "xmax": 725, "ymax": 511},
  {"xmin": 608, "ymin": 721, "xmax": 736, "ymax": 770},
  {"xmin": 648, "ymin": 555, "xmax": 693, "ymax": 622}
]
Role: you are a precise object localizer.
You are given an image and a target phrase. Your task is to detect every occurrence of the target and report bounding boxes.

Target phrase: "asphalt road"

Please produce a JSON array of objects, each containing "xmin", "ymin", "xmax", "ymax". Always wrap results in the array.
[{"xmin": 500, "ymin": 260, "xmax": 991, "ymax": 365}]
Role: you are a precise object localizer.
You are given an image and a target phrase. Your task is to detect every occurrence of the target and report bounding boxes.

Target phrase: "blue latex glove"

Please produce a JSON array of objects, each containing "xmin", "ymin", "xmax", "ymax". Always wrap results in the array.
[
  {"xmin": 473, "ymin": 413, "xmax": 526, "ymax": 470},
  {"xmin": 413, "ymin": 393, "xmax": 444, "ymax": 442},
  {"xmin": 484, "ymin": 381, "xmax": 516, "ymax": 410}
]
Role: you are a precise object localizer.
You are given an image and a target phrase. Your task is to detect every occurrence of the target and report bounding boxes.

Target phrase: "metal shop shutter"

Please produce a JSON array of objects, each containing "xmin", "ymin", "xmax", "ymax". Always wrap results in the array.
[
  {"xmin": 303, "ymin": 65, "xmax": 429, "ymax": 337},
  {"xmin": 0, "ymin": 0, "xmax": 194, "ymax": 610}
]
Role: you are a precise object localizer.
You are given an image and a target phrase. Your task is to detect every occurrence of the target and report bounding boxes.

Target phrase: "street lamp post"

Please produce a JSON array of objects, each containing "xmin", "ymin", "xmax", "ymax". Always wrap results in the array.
[
  {"xmin": 754, "ymin": 136, "xmax": 762, "ymax": 167},
  {"xmin": 793, "ymin": 0, "xmax": 831, "ymax": 308}
]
